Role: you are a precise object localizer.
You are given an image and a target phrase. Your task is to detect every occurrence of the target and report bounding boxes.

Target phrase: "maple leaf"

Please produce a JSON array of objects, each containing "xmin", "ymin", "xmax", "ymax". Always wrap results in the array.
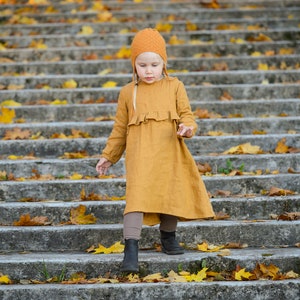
[
  {"xmin": 269, "ymin": 186, "xmax": 295, "ymax": 196},
  {"xmin": 13, "ymin": 214, "xmax": 50, "ymax": 226},
  {"xmin": 276, "ymin": 212, "xmax": 300, "ymax": 221},
  {"xmin": 142, "ymin": 273, "xmax": 164, "ymax": 282},
  {"xmin": 155, "ymin": 23, "xmax": 173, "ymax": 32},
  {"xmin": 275, "ymin": 138, "xmax": 289, "ymax": 153},
  {"xmin": 29, "ymin": 39, "xmax": 47, "ymax": 49},
  {"xmin": 1, "ymin": 100, "xmax": 21, "ymax": 106},
  {"xmin": 0, "ymin": 107, "xmax": 15, "ymax": 123},
  {"xmin": 197, "ymin": 241, "xmax": 224, "ymax": 252},
  {"xmin": 78, "ymin": 25, "xmax": 94, "ymax": 35},
  {"xmin": 223, "ymin": 143, "xmax": 263, "ymax": 154},
  {"xmin": 235, "ymin": 268, "xmax": 253, "ymax": 280},
  {"xmin": 69, "ymin": 173, "xmax": 83, "ymax": 180},
  {"xmin": 102, "ymin": 81, "xmax": 117, "ymax": 88},
  {"xmin": 0, "ymin": 171, "xmax": 7, "ymax": 181},
  {"xmin": 115, "ymin": 46, "xmax": 131, "ymax": 59},
  {"xmin": 3, "ymin": 127, "xmax": 31, "ymax": 140},
  {"xmin": 167, "ymin": 270, "xmax": 187, "ymax": 282},
  {"xmin": 96, "ymin": 11, "xmax": 113, "ymax": 22},
  {"xmin": 69, "ymin": 205, "xmax": 97, "ymax": 225},
  {"xmin": 200, "ymin": 0, "xmax": 220, "ymax": 9},
  {"xmin": 0, "ymin": 274, "xmax": 11, "ymax": 284},
  {"xmin": 186, "ymin": 21, "xmax": 197, "ymax": 31},
  {"xmin": 62, "ymin": 79, "xmax": 77, "ymax": 89},
  {"xmin": 168, "ymin": 35, "xmax": 185, "ymax": 45},
  {"xmin": 50, "ymin": 99, "xmax": 68, "ymax": 105},
  {"xmin": 184, "ymin": 268, "xmax": 208, "ymax": 282},
  {"xmin": 92, "ymin": 241, "xmax": 124, "ymax": 254},
  {"xmin": 60, "ymin": 151, "xmax": 89, "ymax": 159}
]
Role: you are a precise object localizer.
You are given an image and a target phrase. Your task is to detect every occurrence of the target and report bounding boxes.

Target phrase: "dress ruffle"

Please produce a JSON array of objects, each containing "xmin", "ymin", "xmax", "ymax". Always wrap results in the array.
[{"xmin": 128, "ymin": 111, "xmax": 180, "ymax": 126}]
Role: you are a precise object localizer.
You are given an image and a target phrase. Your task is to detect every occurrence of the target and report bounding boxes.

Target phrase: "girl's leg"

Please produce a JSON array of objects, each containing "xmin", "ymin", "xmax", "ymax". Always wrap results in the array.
[
  {"xmin": 159, "ymin": 214, "xmax": 184, "ymax": 255},
  {"xmin": 123, "ymin": 212, "xmax": 143, "ymax": 240},
  {"xmin": 159, "ymin": 214, "xmax": 178, "ymax": 232},
  {"xmin": 121, "ymin": 212, "xmax": 143, "ymax": 273}
]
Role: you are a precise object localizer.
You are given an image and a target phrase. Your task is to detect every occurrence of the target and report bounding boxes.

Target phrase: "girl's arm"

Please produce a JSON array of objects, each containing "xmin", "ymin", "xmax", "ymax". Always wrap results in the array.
[
  {"xmin": 176, "ymin": 80, "xmax": 197, "ymax": 137},
  {"xmin": 100, "ymin": 88, "xmax": 129, "ymax": 164}
]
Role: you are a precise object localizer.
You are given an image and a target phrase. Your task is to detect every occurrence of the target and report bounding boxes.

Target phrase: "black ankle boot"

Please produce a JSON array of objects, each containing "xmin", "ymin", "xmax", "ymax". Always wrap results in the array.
[
  {"xmin": 120, "ymin": 239, "xmax": 139, "ymax": 273},
  {"xmin": 160, "ymin": 230, "xmax": 184, "ymax": 255}
]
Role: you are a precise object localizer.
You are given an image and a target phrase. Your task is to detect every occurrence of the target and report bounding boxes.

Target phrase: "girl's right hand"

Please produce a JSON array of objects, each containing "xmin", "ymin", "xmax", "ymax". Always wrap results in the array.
[{"xmin": 96, "ymin": 157, "xmax": 112, "ymax": 175}]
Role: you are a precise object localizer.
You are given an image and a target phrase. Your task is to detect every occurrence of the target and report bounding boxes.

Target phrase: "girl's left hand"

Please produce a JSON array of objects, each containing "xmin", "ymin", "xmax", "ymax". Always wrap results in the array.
[{"xmin": 177, "ymin": 123, "xmax": 194, "ymax": 138}]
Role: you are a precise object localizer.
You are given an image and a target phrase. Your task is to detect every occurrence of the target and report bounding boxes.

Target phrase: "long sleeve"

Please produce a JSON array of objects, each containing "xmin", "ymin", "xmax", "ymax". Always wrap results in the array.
[
  {"xmin": 101, "ymin": 87, "xmax": 129, "ymax": 163},
  {"xmin": 176, "ymin": 80, "xmax": 198, "ymax": 136}
]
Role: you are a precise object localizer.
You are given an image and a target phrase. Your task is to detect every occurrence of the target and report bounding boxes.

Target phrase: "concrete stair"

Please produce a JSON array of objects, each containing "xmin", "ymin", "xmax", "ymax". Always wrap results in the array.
[{"xmin": 0, "ymin": 0, "xmax": 299, "ymax": 299}]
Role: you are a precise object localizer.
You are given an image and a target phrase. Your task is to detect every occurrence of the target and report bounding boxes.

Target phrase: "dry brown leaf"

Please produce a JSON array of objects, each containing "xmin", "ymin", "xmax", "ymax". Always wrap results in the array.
[
  {"xmin": 215, "ymin": 190, "xmax": 231, "ymax": 197},
  {"xmin": 13, "ymin": 214, "xmax": 50, "ymax": 226},
  {"xmin": 269, "ymin": 186, "xmax": 295, "ymax": 196},
  {"xmin": 69, "ymin": 205, "xmax": 97, "ymax": 225},
  {"xmin": 197, "ymin": 162, "xmax": 212, "ymax": 174},
  {"xmin": 219, "ymin": 91, "xmax": 233, "ymax": 101},
  {"xmin": 277, "ymin": 212, "xmax": 300, "ymax": 221},
  {"xmin": 214, "ymin": 211, "xmax": 230, "ymax": 220},
  {"xmin": 225, "ymin": 242, "xmax": 248, "ymax": 249},
  {"xmin": 275, "ymin": 138, "xmax": 289, "ymax": 153},
  {"xmin": 0, "ymin": 107, "xmax": 15, "ymax": 124},
  {"xmin": 3, "ymin": 127, "xmax": 31, "ymax": 140}
]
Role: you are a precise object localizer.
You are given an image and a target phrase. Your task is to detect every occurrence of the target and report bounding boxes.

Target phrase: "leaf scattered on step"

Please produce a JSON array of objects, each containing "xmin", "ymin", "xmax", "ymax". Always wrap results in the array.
[
  {"xmin": 78, "ymin": 25, "xmax": 94, "ymax": 35},
  {"xmin": 214, "ymin": 211, "xmax": 230, "ymax": 220},
  {"xmin": 102, "ymin": 81, "xmax": 117, "ymax": 88},
  {"xmin": 268, "ymin": 186, "xmax": 295, "ymax": 196},
  {"xmin": 234, "ymin": 267, "xmax": 253, "ymax": 280},
  {"xmin": 69, "ymin": 205, "xmax": 97, "ymax": 225},
  {"xmin": 62, "ymin": 79, "xmax": 77, "ymax": 89},
  {"xmin": 223, "ymin": 143, "xmax": 264, "ymax": 154},
  {"xmin": 60, "ymin": 151, "xmax": 89, "ymax": 159},
  {"xmin": 0, "ymin": 274, "xmax": 11, "ymax": 284},
  {"xmin": 197, "ymin": 241, "xmax": 224, "ymax": 252},
  {"xmin": 197, "ymin": 162, "xmax": 212, "ymax": 174},
  {"xmin": 1, "ymin": 100, "xmax": 21, "ymax": 106},
  {"xmin": 88, "ymin": 241, "xmax": 124, "ymax": 254},
  {"xmin": 276, "ymin": 212, "xmax": 300, "ymax": 221},
  {"xmin": 217, "ymin": 249, "xmax": 231, "ymax": 256},
  {"xmin": 219, "ymin": 91, "xmax": 233, "ymax": 101},
  {"xmin": 3, "ymin": 127, "xmax": 31, "ymax": 140},
  {"xmin": 225, "ymin": 242, "xmax": 248, "ymax": 249},
  {"xmin": 0, "ymin": 107, "xmax": 15, "ymax": 123},
  {"xmin": 13, "ymin": 214, "xmax": 50, "ymax": 226}
]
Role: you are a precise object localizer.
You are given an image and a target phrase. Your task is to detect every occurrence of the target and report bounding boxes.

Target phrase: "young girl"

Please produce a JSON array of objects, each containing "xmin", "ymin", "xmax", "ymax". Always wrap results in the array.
[{"xmin": 96, "ymin": 28, "xmax": 215, "ymax": 273}]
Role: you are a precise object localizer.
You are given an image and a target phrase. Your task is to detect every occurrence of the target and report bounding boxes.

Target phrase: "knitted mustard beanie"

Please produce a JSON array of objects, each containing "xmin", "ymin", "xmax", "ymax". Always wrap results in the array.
[{"xmin": 130, "ymin": 28, "xmax": 168, "ymax": 78}]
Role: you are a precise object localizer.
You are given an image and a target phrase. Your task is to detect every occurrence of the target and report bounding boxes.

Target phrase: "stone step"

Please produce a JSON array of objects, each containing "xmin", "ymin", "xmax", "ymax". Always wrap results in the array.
[
  {"xmin": 2, "ymin": 28, "xmax": 299, "ymax": 49},
  {"xmin": 0, "ymin": 279, "xmax": 299, "ymax": 300},
  {"xmin": 1, "ymin": 220, "xmax": 299, "ymax": 252},
  {"xmin": 2, "ymin": 0, "xmax": 299, "ymax": 11},
  {"xmin": 0, "ymin": 117, "xmax": 298, "ymax": 138},
  {"xmin": 1, "ymin": 5, "xmax": 299, "ymax": 24},
  {"xmin": 0, "ymin": 173, "xmax": 299, "ymax": 202},
  {"xmin": 0, "ymin": 248, "xmax": 299, "ymax": 282},
  {"xmin": 0, "ymin": 83, "xmax": 298, "ymax": 102},
  {"xmin": 1, "ymin": 41, "xmax": 298, "ymax": 62},
  {"xmin": 7, "ymin": 99, "xmax": 299, "ymax": 122},
  {"xmin": 0, "ymin": 134, "xmax": 298, "ymax": 157},
  {"xmin": 1, "ymin": 153, "xmax": 299, "ymax": 179},
  {"xmin": 2, "ymin": 55, "xmax": 299, "ymax": 75},
  {"xmin": 2, "ymin": 17, "xmax": 298, "ymax": 37},
  {"xmin": 0, "ymin": 195, "xmax": 299, "ymax": 224},
  {"xmin": 1, "ymin": 70, "xmax": 299, "ymax": 89}
]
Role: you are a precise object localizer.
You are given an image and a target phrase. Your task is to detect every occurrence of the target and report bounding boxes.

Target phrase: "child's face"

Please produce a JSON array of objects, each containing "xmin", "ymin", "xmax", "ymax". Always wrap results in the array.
[{"xmin": 135, "ymin": 52, "xmax": 164, "ymax": 84}]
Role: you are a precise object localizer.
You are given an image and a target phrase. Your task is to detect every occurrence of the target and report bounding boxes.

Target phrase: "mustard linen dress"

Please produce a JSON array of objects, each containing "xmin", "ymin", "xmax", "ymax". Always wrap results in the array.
[{"xmin": 101, "ymin": 77, "xmax": 215, "ymax": 225}]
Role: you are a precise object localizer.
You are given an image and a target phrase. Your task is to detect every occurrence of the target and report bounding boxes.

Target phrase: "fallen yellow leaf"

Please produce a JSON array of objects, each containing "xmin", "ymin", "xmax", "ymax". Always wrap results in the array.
[{"xmin": 70, "ymin": 205, "xmax": 97, "ymax": 225}]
